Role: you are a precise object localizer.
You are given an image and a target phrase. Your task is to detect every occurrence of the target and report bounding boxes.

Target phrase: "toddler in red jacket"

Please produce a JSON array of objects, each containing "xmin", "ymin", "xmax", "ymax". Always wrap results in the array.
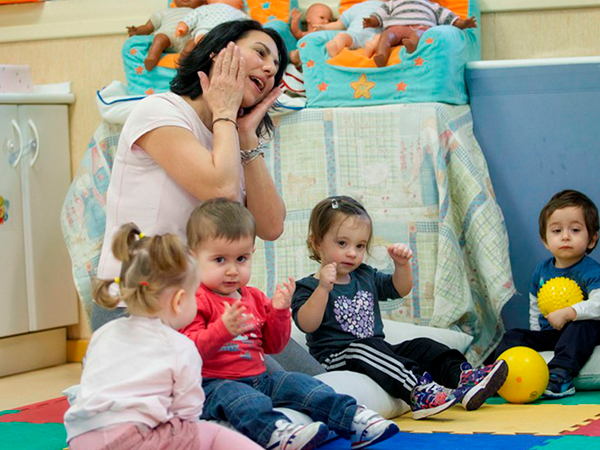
[{"xmin": 181, "ymin": 198, "xmax": 399, "ymax": 450}]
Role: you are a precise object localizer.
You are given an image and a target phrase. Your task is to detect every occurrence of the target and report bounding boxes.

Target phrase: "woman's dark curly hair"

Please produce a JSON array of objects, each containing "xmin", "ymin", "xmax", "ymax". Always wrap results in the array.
[{"xmin": 170, "ymin": 20, "xmax": 288, "ymax": 139}]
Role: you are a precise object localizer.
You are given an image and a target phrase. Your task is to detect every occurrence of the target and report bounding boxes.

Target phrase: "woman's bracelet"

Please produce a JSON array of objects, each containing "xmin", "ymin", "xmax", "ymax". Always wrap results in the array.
[
  {"xmin": 212, "ymin": 117, "xmax": 239, "ymax": 130},
  {"xmin": 240, "ymin": 140, "xmax": 266, "ymax": 166}
]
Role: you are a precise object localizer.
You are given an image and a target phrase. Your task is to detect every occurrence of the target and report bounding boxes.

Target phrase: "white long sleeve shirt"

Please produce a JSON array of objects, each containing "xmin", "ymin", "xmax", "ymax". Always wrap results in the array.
[
  {"xmin": 64, "ymin": 316, "xmax": 204, "ymax": 441},
  {"xmin": 529, "ymin": 255, "xmax": 600, "ymax": 330}
]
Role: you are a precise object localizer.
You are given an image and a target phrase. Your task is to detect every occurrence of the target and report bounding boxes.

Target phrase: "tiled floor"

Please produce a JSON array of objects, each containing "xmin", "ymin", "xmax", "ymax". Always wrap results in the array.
[{"xmin": 0, "ymin": 363, "xmax": 82, "ymax": 411}]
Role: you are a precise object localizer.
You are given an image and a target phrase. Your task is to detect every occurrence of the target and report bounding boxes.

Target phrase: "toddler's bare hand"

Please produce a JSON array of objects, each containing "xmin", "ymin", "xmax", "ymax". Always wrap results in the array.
[
  {"xmin": 388, "ymin": 243, "xmax": 413, "ymax": 266},
  {"xmin": 318, "ymin": 263, "xmax": 337, "ymax": 292},
  {"xmin": 272, "ymin": 277, "xmax": 296, "ymax": 310},
  {"xmin": 222, "ymin": 300, "xmax": 255, "ymax": 336},
  {"xmin": 547, "ymin": 307, "xmax": 576, "ymax": 331},
  {"xmin": 127, "ymin": 26, "xmax": 138, "ymax": 36},
  {"xmin": 291, "ymin": 8, "xmax": 301, "ymax": 21}
]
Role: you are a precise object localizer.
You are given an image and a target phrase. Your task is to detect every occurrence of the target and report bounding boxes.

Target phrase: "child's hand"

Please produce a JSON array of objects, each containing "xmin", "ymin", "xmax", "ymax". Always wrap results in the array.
[
  {"xmin": 363, "ymin": 16, "xmax": 380, "ymax": 29},
  {"xmin": 318, "ymin": 262, "xmax": 337, "ymax": 292},
  {"xmin": 291, "ymin": 8, "xmax": 301, "ymax": 22},
  {"xmin": 313, "ymin": 24, "xmax": 327, "ymax": 31},
  {"xmin": 175, "ymin": 22, "xmax": 189, "ymax": 37},
  {"xmin": 222, "ymin": 300, "xmax": 255, "ymax": 336},
  {"xmin": 547, "ymin": 307, "xmax": 577, "ymax": 330},
  {"xmin": 388, "ymin": 243, "xmax": 413, "ymax": 266},
  {"xmin": 272, "ymin": 277, "xmax": 296, "ymax": 310}
]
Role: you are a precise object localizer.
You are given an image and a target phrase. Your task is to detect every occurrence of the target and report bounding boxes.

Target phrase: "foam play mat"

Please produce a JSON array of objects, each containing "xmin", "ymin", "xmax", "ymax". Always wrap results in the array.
[
  {"xmin": 0, "ymin": 397, "xmax": 68, "ymax": 450},
  {"xmin": 2, "ymin": 393, "xmax": 600, "ymax": 449}
]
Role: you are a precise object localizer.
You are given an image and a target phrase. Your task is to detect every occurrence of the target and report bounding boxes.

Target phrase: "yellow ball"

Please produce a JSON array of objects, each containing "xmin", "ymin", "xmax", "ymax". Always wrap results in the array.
[
  {"xmin": 537, "ymin": 277, "xmax": 583, "ymax": 316},
  {"xmin": 496, "ymin": 346, "xmax": 549, "ymax": 404}
]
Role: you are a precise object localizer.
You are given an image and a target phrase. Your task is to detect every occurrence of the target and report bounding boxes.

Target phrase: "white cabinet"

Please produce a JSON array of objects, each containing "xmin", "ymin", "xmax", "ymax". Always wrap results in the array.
[{"xmin": 0, "ymin": 94, "xmax": 78, "ymax": 340}]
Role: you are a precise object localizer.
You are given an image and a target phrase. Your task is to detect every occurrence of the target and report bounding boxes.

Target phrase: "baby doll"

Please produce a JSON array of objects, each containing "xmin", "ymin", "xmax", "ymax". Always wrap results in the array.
[
  {"xmin": 288, "ymin": 3, "xmax": 334, "ymax": 68},
  {"xmin": 175, "ymin": 0, "xmax": 248, "ymax": 56},
  {"xmin": 311, "ymin": 0, "xmax": 384, "ymax": 58},
  {"xmin": 127, "ymin": 0, "xmax": 205, "ymax": 71},
  {"xmin": 363, "ymin": 0, "xmax": 477, "ymax": 67}
]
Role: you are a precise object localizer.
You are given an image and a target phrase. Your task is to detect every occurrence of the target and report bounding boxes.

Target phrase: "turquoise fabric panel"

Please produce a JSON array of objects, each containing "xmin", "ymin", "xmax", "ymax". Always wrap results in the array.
[
  {"xmin": 122, "ymin": 36, "xmax": 176, "ymax": 95},
  {"xmin": 298, "ymin": 0, "xmax": 481, "ymax": 108},
  {"xmin": 122, "ymin": 18, "xmax": 299, "ymax": 95},
  {"xmin": 265, "ymin": 19, "xmax": 297, "ymax": 52}
]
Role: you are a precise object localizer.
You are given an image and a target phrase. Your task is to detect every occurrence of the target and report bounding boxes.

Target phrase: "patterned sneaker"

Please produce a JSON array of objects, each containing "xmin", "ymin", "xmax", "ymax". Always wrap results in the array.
[
  {"xmin": 410, "ymin": 372, "xmax": 458, "ymax": 420},
  {"xmin": 455, "ymin": 359, "xmax": 509, "ymax": 411},
  {"xmin": 266, "ymin": 420, "xmax": 329, "ymax": 450},
  {"xmin": 350, "ymin": 405, "xmax": 399, "ymax": 449},
  {"xmin": 543, "ymin": 368, "xmax": 576, "ymax": 399}
]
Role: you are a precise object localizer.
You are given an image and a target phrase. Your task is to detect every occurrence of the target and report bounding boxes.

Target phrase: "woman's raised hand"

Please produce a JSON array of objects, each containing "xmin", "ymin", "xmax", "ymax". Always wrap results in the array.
[
  {"xmin": 237, "ymin": 86, "xmax": 281, "ymax": 136},
  {"xmin": 198, "ymin": 42, "xmax": 246, "ymax": 120}
]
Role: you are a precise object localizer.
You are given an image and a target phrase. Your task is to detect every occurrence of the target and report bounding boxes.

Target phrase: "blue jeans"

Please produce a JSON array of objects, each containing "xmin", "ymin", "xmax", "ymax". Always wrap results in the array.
[{"xmin": 201, "ymin": 371, "xmax": 358, "ymax": 447}]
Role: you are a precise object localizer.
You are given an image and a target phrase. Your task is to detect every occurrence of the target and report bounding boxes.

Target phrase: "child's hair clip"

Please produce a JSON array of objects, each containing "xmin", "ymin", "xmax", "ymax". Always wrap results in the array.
[
  {"xmin": 139, "ymin": 232, "xmax": 145, "ymax": 239},
  {"xmin": 331, "ymin": 198, "xmax": 339, "ymax": 209},
  {"xmin": 114, "ymin": 277, "xmax": 120, "ymax": 285},
  {"xmin": 140, "ymin": 281, "xmax": 149, "ymax": 287}
]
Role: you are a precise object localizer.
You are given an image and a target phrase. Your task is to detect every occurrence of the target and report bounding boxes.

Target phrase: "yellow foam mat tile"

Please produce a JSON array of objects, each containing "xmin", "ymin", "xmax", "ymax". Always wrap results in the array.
[
  {"xmin": 66, "ymin": 339, "xmax": 89, "ymax": 363},
  {"xmin": 396, "ymin": 403, "xmax": 600, "ymax": 436}
]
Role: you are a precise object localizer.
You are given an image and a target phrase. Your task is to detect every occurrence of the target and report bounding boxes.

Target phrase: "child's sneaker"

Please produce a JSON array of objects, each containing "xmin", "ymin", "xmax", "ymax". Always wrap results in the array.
[
  {"xmin": 266, "ymin": 420, "xmax": 329, "ymax": 450},
  {"xmin": 350, "ymin": 405, "xmax": 399, "ymax": 449},
  {"xmin": 543, "ymin": 368, "xmax": 576, "ymax": 399},
  {"xmin": 454, "ymin": 359, "xmax": 509, "ymax": 411},
  {"xmin": 410, "ymin": 372, "xmax": 458, "ymax": 420}
]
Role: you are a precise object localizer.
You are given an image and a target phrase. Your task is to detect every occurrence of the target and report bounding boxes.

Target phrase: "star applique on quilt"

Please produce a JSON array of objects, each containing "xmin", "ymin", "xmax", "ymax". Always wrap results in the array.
[{"xmin": 350, "ymin": 74, "xmax": 375, "ymax": 99}]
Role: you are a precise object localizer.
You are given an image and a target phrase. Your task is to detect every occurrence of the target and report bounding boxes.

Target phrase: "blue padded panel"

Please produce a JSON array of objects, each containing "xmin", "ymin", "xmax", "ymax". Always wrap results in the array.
[{"xmin": 466, "ymin": 61, "xmax": 600, "ymax": 329}]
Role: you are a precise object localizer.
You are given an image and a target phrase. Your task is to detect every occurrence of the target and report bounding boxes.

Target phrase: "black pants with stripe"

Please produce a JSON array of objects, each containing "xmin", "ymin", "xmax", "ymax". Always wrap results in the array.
[{"xmin": 322, "ymin": 337, "xmax": 467, "ymax": 403}]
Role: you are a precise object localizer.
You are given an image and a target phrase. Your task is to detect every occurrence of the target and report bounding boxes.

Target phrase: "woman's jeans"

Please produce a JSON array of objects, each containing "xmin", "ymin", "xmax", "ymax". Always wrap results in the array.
[{"xmin": 201, "ymin": 370, "xmax": 358, "ymax": 447}]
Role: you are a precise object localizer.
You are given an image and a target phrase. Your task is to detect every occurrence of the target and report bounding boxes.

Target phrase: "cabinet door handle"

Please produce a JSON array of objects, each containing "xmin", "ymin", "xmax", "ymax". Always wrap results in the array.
[
  {"xmin": 10, "ymin": 119, "xmax": 24, "ymax": 168},
  {"xmin": 28, "ymin": 119, "xmax": 40, "ymax": 167}
]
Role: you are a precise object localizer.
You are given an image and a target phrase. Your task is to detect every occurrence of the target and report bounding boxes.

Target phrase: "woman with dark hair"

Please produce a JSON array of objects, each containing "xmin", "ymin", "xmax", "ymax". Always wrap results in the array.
[{"xmin": 92, "ymin": 20, "xmax": 289, "ymax": 330}]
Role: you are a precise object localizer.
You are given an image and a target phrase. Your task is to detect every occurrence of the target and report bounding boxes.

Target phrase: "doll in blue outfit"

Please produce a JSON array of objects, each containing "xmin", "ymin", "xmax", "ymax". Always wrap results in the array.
[
  {"xmin": 312, "ymin": 1, "xmax": 384, "ymax": 57},
  {"xmin": 292, "ymin": 196, "xmax": 509, "ymax": 420},
  {"xmin": 492, "ymin": 189, "xmax": 600, "ymax": 398}
]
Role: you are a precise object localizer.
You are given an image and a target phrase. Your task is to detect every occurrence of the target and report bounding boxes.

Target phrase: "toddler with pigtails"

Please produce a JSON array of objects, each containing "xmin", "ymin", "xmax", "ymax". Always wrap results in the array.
[
  {"xmin": 64, "ymin": 223, "xmax": 261, "ymax": 450},
  {"xmin": 292, "ymin": 196, "xmax": 508, "ymax": 420}
]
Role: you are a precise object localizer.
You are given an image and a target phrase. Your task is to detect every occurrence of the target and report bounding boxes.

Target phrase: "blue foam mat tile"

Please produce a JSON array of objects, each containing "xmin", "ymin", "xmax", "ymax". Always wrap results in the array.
[{"xmin": 319, "ymin": 432, "xmax": 561, "ymax": 449}]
